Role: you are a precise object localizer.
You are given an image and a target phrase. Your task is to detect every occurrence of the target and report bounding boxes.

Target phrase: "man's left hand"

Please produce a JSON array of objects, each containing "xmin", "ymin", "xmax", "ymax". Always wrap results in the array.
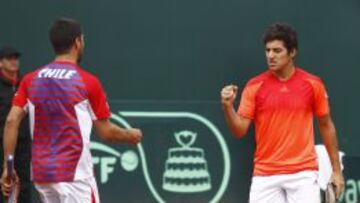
[{"xmin": 331, "ymin": 171, "xmax": 345, "ymax": 200}]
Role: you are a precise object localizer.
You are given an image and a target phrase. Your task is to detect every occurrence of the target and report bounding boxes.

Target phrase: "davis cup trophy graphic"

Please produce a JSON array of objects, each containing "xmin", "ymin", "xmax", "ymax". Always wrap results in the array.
[{"xmin": 162, "ymin": 130, "xmax": 212, "ymax": 193}]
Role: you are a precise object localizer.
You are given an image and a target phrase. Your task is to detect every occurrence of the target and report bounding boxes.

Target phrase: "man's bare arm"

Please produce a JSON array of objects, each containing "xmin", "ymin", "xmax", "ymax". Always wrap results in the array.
[
  {"xmin": 93, "ymin": 119, "xmax": 142, "ymax": 145},
  {"xmin": 223, "ymin": 104, "xmax": 252, "ymax": 138},
  {"xmin": 3, "ymin": 106, "xmax": 25, "ymax": 163},
  {"xmin": 221, "ymin": 85, "xmax": 252, "ymax": 138},
  {"xmin": 318, "ymin": 114, "xmax": 344, "ymax": 199},
  {"xmin": 1, "ymin": 106, "xmax": 24, "ymax": 197}
]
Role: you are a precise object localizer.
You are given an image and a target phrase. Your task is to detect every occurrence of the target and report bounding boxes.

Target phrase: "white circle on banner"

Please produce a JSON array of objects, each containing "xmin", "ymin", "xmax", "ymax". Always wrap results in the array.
[{"xmin": 121, "ymin": 150, "xmax": 139, "ymax": 171}]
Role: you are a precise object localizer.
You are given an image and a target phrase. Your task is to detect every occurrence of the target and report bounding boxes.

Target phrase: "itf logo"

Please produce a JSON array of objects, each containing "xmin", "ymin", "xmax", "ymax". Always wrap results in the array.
[
  {"xmin": 91, "ymin": 142, "xmax": 139, "ymax": 183},
  {"xmin": 90, "ymin": 111, "xmax": 231, "ymax": 203}
]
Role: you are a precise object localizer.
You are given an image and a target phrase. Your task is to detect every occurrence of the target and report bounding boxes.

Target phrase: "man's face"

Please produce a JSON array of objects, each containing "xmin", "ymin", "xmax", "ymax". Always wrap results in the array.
[
  {"xmin": 1, "ymin": 56, "xmax": 20, "ymax": 73},
  {"xmin": 265, "ymin": 40, "xmax": 296, "ymax": 72}
]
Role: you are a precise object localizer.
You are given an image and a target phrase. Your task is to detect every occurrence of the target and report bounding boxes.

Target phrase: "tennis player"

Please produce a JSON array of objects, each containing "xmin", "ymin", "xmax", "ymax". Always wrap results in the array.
[
  {"xmin": 1, "ymin": 18, "xmax": 142, "ymax": 203},
  {"xmin": 221, "ymin": 23, "xmax": 344, "ymax": 203}
]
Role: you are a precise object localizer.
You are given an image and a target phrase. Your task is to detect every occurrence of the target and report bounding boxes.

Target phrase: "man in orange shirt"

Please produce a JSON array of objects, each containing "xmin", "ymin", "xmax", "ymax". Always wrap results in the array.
[{"xmin": 221, "ymin": 23, "xmax": 344, "ymax": 202}]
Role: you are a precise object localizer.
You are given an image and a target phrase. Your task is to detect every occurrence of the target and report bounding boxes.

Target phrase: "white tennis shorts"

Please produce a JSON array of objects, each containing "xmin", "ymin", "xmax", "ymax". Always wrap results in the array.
[
  {"xmin": 249, "ymin": 170, "xmax": 320, "ymax": 203},
  {"xmin": 34, "ymin": 177, "xmax": 100, "ymax": 203}
]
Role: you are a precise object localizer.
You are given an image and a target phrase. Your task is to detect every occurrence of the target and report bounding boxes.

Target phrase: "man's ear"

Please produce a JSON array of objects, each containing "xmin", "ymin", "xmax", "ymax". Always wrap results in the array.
[
  {"xmin": 290, "ymin": 49, "xmax": 297, "ymax": 58},
  {"xmin": 74, "ymin": 37, "xmax": 82, "ymax": 50}
]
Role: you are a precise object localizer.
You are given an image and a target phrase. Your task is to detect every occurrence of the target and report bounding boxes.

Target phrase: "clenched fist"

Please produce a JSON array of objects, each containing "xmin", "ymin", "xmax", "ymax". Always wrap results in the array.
[
  {"xmin": 221, "ymin": 85, "xmax": 238, "ymax": 107},
  {"xmin": 126, "ymin": 128, "xmax": 143, "ymax": 145}
]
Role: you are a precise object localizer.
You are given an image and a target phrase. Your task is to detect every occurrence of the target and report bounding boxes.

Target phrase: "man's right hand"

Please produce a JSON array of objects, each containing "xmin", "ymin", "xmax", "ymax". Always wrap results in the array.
[
  {"xmin": 221, "ymin": 85, "xmax": 238, "ymax": 107},
  {"xmin": 0, "ymin": 168, "xmax": 11, "ymax": 197},
  {"xmin": 126, "ymin": 128, "xmax": 143, "ymax": 145},
  {"xmin": 0, "ymin": 168, "xmax": 19, "ymax": 198}
]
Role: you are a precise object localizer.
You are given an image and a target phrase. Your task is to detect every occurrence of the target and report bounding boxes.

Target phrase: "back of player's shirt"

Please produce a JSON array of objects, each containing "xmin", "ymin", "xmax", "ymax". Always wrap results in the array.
[{"xmin": 13, "ymin": 61, "xmax": 110, "ymax": 183}]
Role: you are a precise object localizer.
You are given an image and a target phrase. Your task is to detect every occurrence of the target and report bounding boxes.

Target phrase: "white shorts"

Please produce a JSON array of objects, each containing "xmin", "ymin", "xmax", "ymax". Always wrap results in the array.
[
  {"xmin": 34, "ymin": 177, "xmax": 100, "ymax": 203},
  {"xmin": 249, "ymin": 171, "xmax": 320, "ymax": 203}
]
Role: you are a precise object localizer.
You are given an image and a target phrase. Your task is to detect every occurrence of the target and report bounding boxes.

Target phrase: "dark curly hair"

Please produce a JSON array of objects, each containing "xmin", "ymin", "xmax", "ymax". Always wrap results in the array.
[{"xmin": 263, "ymin": 23, "xmax": 298, "ymax": 53}]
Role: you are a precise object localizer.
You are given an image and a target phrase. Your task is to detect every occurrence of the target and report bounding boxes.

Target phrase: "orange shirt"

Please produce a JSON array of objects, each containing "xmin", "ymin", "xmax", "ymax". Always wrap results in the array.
[{"xmin": 238, "ymin": 68, "xmax": 329, "ymax": 176}]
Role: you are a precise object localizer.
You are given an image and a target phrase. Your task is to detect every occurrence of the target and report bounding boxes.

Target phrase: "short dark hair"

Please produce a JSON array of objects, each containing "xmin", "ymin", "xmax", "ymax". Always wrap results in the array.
[
  {"xmin": 49, "ymin": 18, "xmax": 82, "ymax": 55},
  {"xmin": 263, "ymin": 23, "xmax": 298, "ymax": 53}
]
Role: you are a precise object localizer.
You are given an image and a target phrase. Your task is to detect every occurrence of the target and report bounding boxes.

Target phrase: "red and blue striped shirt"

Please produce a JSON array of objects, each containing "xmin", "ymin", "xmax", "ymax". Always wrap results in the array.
[{"xmin": 13, "ymin": 61, "xmax": 110, "ymax": 183}]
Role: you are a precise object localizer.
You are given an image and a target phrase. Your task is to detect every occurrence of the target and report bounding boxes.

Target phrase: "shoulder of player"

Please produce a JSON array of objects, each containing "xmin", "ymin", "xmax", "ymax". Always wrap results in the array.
[
  {"xmin": 296, "ymin": 68, "xmax": 324, "ymax": 85},
  {"xmin": 245, "ymin": 70, "xmax": 270, "ymax": 87},
  {"xmin": 75, "ymin": 67, "xmax": 104, "ymax": 93},
  {"xmin": 19, "ymin": 68, "xmax": 42, "ymax": 83}
]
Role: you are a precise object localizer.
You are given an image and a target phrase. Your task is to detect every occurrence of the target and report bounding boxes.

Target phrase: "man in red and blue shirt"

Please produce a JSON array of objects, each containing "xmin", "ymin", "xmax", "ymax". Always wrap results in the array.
[{"xmin": 1, "ymin": 18, "xmax": 142, "ymax": 203}]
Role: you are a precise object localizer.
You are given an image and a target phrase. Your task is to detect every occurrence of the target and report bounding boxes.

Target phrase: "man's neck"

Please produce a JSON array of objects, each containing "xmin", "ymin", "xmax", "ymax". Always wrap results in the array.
[
  {"xmin": 54, "ymin": 54, "xmax": 78, "ymax": 64},
  {"xmin": 1, "ymin": 68, "xmax": 18, "ymax": 82},
  {"xmin": 272, "ymin": 63, "xmax": 296, "ymax": 81}
]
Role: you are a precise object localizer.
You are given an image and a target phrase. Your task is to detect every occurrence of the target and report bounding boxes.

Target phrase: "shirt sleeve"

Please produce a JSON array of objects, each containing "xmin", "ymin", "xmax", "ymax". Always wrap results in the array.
[
  {"xmin": 312, "ymin": 79, "xmax": 330, "ymax": 117},
  {"xmin": 86, "ymin": 76, "xmax": 111, "ymax": 120},
  {"xmin": 12, "ymin": 75, "xmax": 29, "ymax": 110},
  {"xmin": 237, "ymin": 83, "xmax": 259, "ymax": 119}
]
